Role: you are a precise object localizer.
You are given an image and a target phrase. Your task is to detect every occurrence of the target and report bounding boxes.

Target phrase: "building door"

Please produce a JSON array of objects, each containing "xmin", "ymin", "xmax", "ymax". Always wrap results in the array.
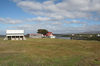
[{"xmin": 8, "ymin": 36, "xmax": 11, "ymax": 40}]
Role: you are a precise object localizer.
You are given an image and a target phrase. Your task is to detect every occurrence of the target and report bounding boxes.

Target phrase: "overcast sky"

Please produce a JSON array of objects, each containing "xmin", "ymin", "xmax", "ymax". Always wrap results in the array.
[{"xmin": 0, "ymin": 0, "xmax": 100, "ymax": 34}]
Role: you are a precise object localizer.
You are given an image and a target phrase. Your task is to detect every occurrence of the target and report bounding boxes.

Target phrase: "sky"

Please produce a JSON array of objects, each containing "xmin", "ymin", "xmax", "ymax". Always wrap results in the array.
[{"xmin": 0, "ymin": 0, "xmax": 100, "ymax": 34}]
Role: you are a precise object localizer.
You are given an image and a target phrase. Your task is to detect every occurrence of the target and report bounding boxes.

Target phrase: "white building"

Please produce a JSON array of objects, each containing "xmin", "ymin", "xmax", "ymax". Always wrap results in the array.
[
  {"xmin": 49, "ymin": 35, "xmax": 56, "ymax": 38},
  {"xmin": 97, "ymin": 34, "xmax": 100, "ymax": 37},
  {"xmin": 4, "ymin": 30, "xmax": 26, "ymax": 40},
  {"xmin": 46, "ymin": 32, "xmax": 56, "ymax": 38},
  {"xmin": 29, "ymin": 33, "xmax": 43, "ymax": 38}
]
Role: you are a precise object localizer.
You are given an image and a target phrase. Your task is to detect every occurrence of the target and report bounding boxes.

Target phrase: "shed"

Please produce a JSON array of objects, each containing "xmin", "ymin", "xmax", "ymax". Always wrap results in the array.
[{"xmin": 29, "ymin": 33, "xmax": 43, "ymax": 38}]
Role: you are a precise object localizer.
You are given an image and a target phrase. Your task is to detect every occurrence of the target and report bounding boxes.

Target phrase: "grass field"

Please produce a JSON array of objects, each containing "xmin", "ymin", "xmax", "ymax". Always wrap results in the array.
[{"xmin": 0, "ymin": 38, "xmax": 100, "ymax": 66}]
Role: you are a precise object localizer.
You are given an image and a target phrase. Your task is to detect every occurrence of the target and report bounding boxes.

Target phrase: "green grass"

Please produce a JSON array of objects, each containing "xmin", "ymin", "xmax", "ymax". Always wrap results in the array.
[{"xmin": 0, "ymin": 38, "xmax": 100, "ymax": 66}]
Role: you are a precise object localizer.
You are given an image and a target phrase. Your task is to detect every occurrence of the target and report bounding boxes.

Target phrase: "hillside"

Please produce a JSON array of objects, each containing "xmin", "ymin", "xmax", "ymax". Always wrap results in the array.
[{"xmin": 0, "ymin": 38, "xmax": 100, "ymax": 66}]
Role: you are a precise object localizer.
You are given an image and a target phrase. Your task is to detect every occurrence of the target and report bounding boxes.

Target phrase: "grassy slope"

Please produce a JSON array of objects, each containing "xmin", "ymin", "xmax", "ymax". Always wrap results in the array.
[{"xmin": 0, "ymin": 38, "xmax": 100, "ymax": 66}]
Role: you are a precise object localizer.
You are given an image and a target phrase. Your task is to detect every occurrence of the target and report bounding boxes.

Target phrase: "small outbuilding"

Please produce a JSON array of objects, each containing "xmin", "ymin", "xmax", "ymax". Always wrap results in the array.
[
  {"xmin": 4, "ymin": 30, "xmax": 26, "ymax": 40},
  {"xmin": 46, "ymin": 32, "xmax": 56, "ymax": 38},
  {"xmin": 29, "ymin": 33, "xmax": 43, "ymax": 38},
  {"xmin": 97, "ymin": 34, "xmax": 100, "ymax": 37}
]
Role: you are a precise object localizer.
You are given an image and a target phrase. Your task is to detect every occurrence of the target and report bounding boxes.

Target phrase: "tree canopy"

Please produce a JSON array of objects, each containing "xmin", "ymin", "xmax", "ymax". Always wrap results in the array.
[{"xmin": 37, "ymin": 29, "xmax": 48, "ymax": 35}]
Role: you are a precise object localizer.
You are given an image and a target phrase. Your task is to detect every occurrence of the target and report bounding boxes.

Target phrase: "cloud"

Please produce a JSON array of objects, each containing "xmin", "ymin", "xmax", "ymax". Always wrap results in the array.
[
  {"xmin": 26, "ymin": 16, "xmax": 65, "ymax": 22},
  {"xmin": 26, "ymin": 17, "xmax": 51, "ymax": 22},
  {"xmin": 8, "ymin": 23, "xmax": 100, "ymax": 34},
  {"xmin": 0, "ymin": 17, "xmax": 62, "ymax": 24},
  {"xmin": 0, "ymin": 17, "xmax": 23, "ymax": 24},
  {"xmin": 12, "ymin": 0, "xmax": 100, "ymax": 20},
  {"xmin": 1, "ymin": 0, "xmax": 99, "ymax": 34},
  {"xmin": 65, "ymin": 20, "xmax": 86, "ymax": 24}
]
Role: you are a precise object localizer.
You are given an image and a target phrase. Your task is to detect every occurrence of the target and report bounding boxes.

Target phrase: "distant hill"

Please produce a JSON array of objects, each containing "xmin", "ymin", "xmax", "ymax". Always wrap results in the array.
[
  {"xmin": 54, "ymin": 34, "xmax": 64, "ymax": 37},
  {"xmin": 0, "ymin": 35, "xmax": 5, "ymax": 37},
  {"xmin": 81, "ymin": 31, "xmax": 100, "ymax": 34},
  {"xmin": 54, "ymin": 31, "xmax": 100, "ymax": 37}
]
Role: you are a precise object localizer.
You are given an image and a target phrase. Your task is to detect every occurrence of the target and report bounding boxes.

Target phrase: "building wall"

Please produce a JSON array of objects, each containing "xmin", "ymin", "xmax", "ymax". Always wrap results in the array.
[
  {"xmin": 4, "ymin": 36, "xmax": 26, "ymax": 40},
  {"xmin": 4, "ymin": 30, "xmax": 26, "ymax": 40},
  {"xmin": 29, "ymin": 34, "xmax": 43, "ymax": 38},
  {"xmin": 6, "ymin": 30, "xmax": 24, "ymax": 34}
]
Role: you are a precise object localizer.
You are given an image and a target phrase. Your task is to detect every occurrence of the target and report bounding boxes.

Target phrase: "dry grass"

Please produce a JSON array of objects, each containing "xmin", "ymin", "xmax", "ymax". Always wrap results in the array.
[{"xmin": 0, "ymin": 38, "xmax": 100, "ymax": 66}]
